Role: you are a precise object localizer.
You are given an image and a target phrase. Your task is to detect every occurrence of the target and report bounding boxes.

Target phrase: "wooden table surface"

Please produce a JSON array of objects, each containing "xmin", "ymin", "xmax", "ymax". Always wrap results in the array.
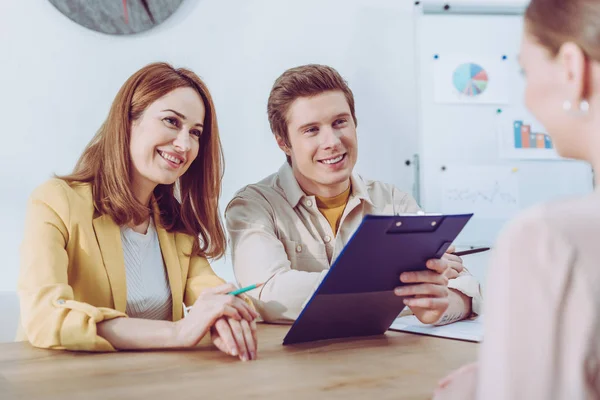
[{"xmin": 0, "ymin": 324, "xmax": 477, "ymax": 400}]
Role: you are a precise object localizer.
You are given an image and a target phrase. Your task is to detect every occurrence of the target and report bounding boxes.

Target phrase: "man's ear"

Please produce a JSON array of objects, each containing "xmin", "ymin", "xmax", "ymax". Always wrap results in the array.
[{"xmin": 276, "ymin": 135, "xmax": 292, "ymax": 155}]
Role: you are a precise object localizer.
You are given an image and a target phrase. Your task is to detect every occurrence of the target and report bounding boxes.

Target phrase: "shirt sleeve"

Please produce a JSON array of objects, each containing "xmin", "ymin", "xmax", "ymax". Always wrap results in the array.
[
  {"xmin": 225, "ymin": 190, "xmax": 326, "ymax": 323},
  {"xmin": 391, "ymin": 186, "xmax": 422, "ymax": 214},
  {"xmin": 448, "ymin": 270, "xmax": 483, "ymax": 317},
  {"xmin": 477, "ymin": 211, "xmax": 595, "ymax": 399},
  {"xmin": 18, "ymin": 182, "xmax": 126, "ymax": 352}
]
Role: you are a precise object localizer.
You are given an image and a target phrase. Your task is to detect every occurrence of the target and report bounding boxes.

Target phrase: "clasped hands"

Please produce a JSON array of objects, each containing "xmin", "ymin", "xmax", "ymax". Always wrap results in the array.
[{"xmin": 173, "ymin": 283, "xmax": 259, "ymax": 361}]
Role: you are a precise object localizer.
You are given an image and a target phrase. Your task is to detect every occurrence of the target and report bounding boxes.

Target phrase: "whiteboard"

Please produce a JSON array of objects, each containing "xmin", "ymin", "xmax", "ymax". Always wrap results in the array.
[{"xmin": 416, "ymin": 1, "xmax": 594, "ymax": 247}]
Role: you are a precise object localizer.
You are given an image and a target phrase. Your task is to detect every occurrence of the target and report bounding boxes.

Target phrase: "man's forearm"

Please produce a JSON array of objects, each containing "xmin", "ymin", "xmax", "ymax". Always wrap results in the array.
[
  {"xmin": 435, "ymin": 289, "xmax": 473, "ymax": 325},
  {"xmin": 253, "ymin": 269, "xmax": 327, "ymax": 323}
]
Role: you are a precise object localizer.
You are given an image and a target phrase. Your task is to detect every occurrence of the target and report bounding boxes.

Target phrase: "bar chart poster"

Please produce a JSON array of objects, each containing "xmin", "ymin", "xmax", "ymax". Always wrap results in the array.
[
  {"xmin": 434, "ymin": 54, "xmax": 509, "ymax": 104},
  {"xmin": 496, "ymin": 108, "xmax": 560, "ymax": 160}
]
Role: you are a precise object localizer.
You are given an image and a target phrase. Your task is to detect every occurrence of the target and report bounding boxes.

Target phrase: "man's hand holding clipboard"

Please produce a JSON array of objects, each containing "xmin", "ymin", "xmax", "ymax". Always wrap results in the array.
[{"xmin": 395, "ymin": 245, "xmax": 467, "ymax": 324}]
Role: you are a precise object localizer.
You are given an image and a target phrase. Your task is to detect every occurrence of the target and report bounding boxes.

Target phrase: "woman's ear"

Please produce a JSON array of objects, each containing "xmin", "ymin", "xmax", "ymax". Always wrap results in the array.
[{"xmin": 558, "ymin": 42, "xmax": 589, "ymax": 103}]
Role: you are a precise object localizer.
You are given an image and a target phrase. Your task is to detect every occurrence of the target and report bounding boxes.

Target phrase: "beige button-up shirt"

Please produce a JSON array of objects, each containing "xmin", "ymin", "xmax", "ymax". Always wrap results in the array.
[
  {"xmin": 475, "ymin": 190, "xmax": 600, "ymax": 399},
  {"xmin": 226, "ymin": 163, "xmax": 482, "ymax": 323}
]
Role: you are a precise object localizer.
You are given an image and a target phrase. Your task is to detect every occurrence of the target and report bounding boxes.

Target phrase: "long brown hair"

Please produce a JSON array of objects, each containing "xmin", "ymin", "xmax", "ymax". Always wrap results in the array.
[
  {"xmin": 525, "ymin": 0, "xmax": 600, "ymax": 61},
  {"xmin": 60, "ymin": 62, "xmax": 226, "ymax": 259},
  {"xmin": 267, "ymin": 64, "xmax": 358, "ymax": 164}
]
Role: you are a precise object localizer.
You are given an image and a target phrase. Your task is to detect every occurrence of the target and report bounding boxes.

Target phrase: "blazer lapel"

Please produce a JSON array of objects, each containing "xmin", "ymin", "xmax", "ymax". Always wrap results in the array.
[
  {"xmin": 155, "ymin": 222, "xmax": 183, "ymax": 321},
  {"xmin": 92, "ymin": 214, "xmax": 127, "ymax": 313}
]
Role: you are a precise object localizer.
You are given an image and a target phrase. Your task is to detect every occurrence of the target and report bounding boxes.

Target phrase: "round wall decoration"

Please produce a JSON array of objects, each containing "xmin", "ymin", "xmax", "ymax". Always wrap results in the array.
[{"xmin": 48, "ymin": 0, "xmax": 185, "ymax": 35}]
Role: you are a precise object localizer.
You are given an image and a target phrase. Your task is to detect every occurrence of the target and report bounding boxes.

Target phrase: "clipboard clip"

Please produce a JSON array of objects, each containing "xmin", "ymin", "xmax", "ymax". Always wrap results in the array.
[{"xmin": 386, "ymin": 215, "xmax": 445, "ymax": 234}]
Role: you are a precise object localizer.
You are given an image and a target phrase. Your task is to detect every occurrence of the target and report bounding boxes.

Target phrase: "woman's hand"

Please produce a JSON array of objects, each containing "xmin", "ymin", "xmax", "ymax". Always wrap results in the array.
[
  {"xmin": 433, "ymin": 362, "xmax": 478, "ymax": 400},
  {"xmin": 211, "ymin": 316, "xmax": 258, "ymax": 361},
  {"xmin": 172, "ymin": 284, "xmax": 259, "ymax": 348}
]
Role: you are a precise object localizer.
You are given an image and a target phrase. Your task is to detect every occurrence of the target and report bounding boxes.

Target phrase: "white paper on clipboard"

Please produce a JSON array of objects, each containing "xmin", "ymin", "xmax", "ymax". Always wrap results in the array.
[{"xmin": 389, "ymin": 315, "xmax": 483, "ymax": 342}]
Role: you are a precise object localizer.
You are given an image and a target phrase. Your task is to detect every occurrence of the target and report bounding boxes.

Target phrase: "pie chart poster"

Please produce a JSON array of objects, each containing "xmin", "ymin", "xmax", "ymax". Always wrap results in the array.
[{"xmin": 433, "ymin": 55, "xmax": 510, "ymax": 105}]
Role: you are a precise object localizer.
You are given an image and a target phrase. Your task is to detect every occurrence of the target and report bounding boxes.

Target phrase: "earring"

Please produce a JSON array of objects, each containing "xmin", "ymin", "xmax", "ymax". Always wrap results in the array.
[{"xmin": 563, "ymin": 99, "xmax": 590, "ymax": 115}]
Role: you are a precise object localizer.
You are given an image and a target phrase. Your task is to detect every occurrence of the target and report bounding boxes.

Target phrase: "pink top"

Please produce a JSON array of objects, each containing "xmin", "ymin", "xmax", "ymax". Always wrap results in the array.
[{"xmin": 477, "ymin": 190, "xmax": 600, "ymax": 399}]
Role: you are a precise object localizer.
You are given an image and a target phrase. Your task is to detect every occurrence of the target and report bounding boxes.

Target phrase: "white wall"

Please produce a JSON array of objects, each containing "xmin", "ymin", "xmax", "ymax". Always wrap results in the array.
[{"xmin": 0, "ymin": 0, "xmax": 419, "ymax": 291}]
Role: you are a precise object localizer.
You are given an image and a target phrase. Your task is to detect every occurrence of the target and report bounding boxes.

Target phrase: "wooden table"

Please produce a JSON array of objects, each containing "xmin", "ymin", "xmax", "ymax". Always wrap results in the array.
[{"xmin": 0, "ymin": 324, "xmax": 477, "ymax": 400}]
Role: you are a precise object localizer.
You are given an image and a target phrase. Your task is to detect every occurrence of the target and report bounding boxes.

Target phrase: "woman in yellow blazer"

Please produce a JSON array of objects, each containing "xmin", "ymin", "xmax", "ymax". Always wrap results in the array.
[{"xmin": 18, "ymin": 63, "xmax": 258, "ymax": 361}]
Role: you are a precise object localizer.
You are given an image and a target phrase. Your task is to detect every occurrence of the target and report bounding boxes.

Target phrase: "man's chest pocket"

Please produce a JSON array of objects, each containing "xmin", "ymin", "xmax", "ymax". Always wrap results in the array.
[{"xmin": 282, "ymin": 239, "xmax": 329, "ymax": 273}]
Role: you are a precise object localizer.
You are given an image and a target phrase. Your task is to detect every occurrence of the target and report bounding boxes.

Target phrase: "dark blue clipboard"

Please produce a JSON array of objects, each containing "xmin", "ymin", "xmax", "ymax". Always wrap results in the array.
[{"xmin": 282, "ymin": 213, "xmax": 473, "ymax": 345}]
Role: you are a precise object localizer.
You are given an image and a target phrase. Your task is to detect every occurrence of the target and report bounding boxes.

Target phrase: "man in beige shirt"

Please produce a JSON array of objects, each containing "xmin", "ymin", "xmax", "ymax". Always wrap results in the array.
[{"xmin": 226, "ymin": 64, "xmax": 482, "ymax": 324}]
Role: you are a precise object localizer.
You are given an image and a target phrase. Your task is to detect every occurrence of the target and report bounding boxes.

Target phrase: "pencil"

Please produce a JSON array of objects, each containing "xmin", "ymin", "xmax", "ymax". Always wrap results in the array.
[
  {"xmin": 452, "ymin": 247, "xmax": 491, "ymax": 257},
  {"xmin": 184, "ymin": 282, "xmax": 264, "ymax": 314},
  {"xmin": 228, "ymin": 282, "xmax": 264, "ymax": 296}
]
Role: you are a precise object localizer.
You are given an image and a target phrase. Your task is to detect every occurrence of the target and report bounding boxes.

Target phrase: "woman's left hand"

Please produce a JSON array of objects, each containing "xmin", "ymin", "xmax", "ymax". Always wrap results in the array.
[
  {"xmin": 210, "ymin": 316, "xmax": 258, "ymax": 361},
  {"xmin": 433, "ymin": 362, "xmax": 478, "ymax": 400}
]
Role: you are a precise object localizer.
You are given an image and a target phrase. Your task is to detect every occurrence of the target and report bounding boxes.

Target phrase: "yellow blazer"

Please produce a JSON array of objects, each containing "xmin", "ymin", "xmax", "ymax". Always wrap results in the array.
[{"xmin": 17, "ymin": 179, "xmax": 225, "ymax": 352}]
